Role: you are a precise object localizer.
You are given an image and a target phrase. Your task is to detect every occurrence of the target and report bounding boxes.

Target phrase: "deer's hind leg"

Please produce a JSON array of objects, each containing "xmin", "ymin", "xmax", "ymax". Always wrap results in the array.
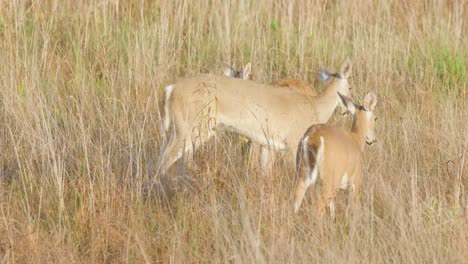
[
  {"xmin": 293, "ymin": 136, "xmax": 324, "ymax": 213},
  {"xmin": 160, "ymin": 102, "xmax": 216, "ymax": 175}
]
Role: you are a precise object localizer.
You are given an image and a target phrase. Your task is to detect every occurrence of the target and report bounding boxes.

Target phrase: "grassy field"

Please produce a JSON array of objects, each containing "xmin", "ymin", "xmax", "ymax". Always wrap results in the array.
[{"xmin": 0, "ymin": 0, "xmax": 466, "ymax": 263}]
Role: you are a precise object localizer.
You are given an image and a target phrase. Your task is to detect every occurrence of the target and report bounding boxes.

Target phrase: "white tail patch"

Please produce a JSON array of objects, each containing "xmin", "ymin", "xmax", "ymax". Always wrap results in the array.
[
  {"xmin": 302, "ymin": 136, "xmax": 311, "ymax": 182},
  {"xmin": 313, "ymin": 137, "xmax": 325, "ymax": 184},
  {"xmin": 163, "ymin": 84, "xmax": 175, "ymax": 131},
  {"xmin": 304, "ymin": 136, "xmax": 325, "ymax": 186}
]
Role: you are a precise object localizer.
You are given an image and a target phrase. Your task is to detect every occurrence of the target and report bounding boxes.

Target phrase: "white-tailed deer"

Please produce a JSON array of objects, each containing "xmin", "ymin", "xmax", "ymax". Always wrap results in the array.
[
  {"xmin": 160, "ymin": 59, "xmax": 353, "ymax": 175},
  {"xmin": 223, "ymin": 63, "xmax": 319, "ymax": 174},
  {"xmin": 293, "ymin": 92, "xmax": 378, "ymax": 220}
]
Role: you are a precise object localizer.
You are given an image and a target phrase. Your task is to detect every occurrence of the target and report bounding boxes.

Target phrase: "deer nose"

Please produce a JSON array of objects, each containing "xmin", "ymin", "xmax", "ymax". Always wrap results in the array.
[{"xmin": 366, "ymin": 137, "xmax": 377, "ymax": 145}]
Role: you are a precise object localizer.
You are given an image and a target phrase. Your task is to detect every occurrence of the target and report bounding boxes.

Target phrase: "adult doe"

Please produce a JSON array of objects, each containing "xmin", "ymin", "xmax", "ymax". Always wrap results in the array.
[{"xmin": 161, "ymin": 60, "xmax": 353, "ymax": 175}]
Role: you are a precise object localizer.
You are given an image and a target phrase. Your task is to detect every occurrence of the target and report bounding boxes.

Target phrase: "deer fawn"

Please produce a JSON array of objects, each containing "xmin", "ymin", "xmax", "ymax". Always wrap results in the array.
[
  {"xmin": 160, "ymin": 59, "xmax": 353, "ymax": 175},
  {"xmin": 294, "ymin": 92, "xmax": 378, "ymax": 220}
]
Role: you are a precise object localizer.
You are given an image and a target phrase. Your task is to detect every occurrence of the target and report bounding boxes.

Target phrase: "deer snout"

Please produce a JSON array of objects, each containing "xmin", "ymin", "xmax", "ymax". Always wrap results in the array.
[{"xmin": 366, "ymin": 137, "xmax": 377, "ymax": 145}]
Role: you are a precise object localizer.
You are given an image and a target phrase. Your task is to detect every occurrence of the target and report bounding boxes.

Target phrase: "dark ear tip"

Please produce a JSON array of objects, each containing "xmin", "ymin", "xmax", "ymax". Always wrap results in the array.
[
  {"xmin": 337, "ymin": 92, "xmax": 348, "ymax": 106},
  {"xmin": 337, "ymin": 92, "xmax": 345, "ymax": 99}
]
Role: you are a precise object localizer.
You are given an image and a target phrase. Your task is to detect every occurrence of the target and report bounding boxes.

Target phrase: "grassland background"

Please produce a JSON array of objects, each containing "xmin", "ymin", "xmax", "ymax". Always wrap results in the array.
[{"xmin": 0, "ymin": 0, "xmax": 466, "ymax": 263}]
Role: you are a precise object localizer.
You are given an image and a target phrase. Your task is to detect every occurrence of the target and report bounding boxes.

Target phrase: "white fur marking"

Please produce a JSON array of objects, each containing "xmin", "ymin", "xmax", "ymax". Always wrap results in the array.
[
  {"xmin": 217, "ymin": 114, "xmax": 287, "ymax": 150},
  {"xmin": 163, "ymin": 84, "xmax": 174, "ymax": 131},
  {"xmin": 223, "ymin": 67, "xmax": 233, "ymax": 77},
  {"xmin": 305, "ymin": 136, "xmax": 324, "ymax": 187},
  {"xmin": 340, "ymin": 173, "xmax": 348, "ymax": 190},
  {"xmin": 329, "ymin": 200, "xmax": 335, "ymax": 221},
  {"xmin": 260, "ymin": 147, "xmax": 270, "ymax": 173},
  {"xmin": 366, "ymin": 111, "xmax": 373, "ymax": 121},
  {"xmin": 266, "ymin": 140, "xmax": 286, "ymax": 151},
  {"xmin": 313, "ymin": 137, "xmax": 325, "ymax": 184},
  {"xmin": 302, "ymin": 136, "xmax": 311, "ymax": 183}
]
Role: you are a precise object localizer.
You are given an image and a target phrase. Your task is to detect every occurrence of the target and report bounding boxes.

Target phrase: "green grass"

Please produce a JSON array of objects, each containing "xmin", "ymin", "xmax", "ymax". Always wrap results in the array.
[{"xmin": 432, "ymin": 44, "xmax": 466, "ymax": 94}]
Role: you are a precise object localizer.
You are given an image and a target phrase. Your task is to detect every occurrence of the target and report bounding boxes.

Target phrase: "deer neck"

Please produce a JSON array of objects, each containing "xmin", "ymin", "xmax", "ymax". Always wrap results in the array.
[
  {"xmin": 351, "ymin": 119, "xmax": 367, "ymax": 151},
  {"xmin": 315, "ymin": 82, "xmax": 341, "ymax": 123}
]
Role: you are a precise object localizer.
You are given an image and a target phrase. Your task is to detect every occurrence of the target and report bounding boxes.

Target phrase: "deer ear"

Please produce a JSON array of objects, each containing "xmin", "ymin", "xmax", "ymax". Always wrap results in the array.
[
  {"xmin": 223, "ymin": 63, "xmax": 235, "ymax": 77},
  {"xmin": 363, "ymin": 92, "xmax": 378, "ymax": 111},
  {"xmin": 338, "ymin": 92, "xmax": 356, "ymax": 115},
  {"xmin": 318, "ymin": 69, "xmax": 332, "ymax": 83},
  {"xmin": 339, "ymin": 59, "xmax": 352, "ymax": 79},
  {"xmin": 242, "ymin": 62, "xmax": 252, "ymax": 80}
]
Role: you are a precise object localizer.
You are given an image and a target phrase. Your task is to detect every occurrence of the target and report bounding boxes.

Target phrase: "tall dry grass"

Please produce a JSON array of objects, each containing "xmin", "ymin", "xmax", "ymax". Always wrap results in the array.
[{"xmin": 0, "ymin": 0, "xmax": 466, "ymax": 262}]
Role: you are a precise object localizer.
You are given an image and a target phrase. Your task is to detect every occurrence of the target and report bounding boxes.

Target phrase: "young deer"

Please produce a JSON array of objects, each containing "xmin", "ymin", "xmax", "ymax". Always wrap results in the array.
[
  {"xmin": 223, "ymin": 63, "xmax": 319, "ymax": 173},
  {"xmin": 294, "ymin": 92, "xmax": 378, "ymax": 219},
  {"xmin": 160, "ymin": 60, "xmax": 353, "ymax": 175}
]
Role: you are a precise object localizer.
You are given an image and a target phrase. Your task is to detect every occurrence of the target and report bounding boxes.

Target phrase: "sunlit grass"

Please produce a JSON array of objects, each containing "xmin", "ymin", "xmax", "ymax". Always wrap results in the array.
[{"xmin": 0, "ymin": 0, "xmax": 466, "ymax": 263}]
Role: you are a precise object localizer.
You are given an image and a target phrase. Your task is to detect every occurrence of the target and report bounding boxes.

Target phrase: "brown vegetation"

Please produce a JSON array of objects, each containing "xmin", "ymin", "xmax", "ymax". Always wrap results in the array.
[{"xmin": 0, "ymin": 0, "xmax": 466, "ymax": 263}]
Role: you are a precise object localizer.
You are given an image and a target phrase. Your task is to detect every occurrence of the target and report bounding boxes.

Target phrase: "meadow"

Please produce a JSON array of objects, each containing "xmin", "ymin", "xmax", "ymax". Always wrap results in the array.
[{"xmin": 0, "ymin": 0, "xmax": 466, "ymax": 262}]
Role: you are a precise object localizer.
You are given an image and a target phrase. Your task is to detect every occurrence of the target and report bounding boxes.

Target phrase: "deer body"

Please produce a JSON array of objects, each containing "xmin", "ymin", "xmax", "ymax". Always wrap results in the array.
[
  {"xmin": 252, "ymin": 79, "xmax": 317, "ymax": 173},
  {"xmin": 294, "ymin": 92, "xmax": 378, "ymax": 219},
  {"xmin": 270, "ymin": 79, "xmax": 318, "ymax": 97},
  {"xmin": 222, "ymin": 62, "xmax": 318, "ymax": 96},
  {"xmin": 223, "ymin": 63, "xmax": 318, "ymax": 173},
  {"xmin": 161, "ymin": 60, "xmax": 352, "ymax": 174}
]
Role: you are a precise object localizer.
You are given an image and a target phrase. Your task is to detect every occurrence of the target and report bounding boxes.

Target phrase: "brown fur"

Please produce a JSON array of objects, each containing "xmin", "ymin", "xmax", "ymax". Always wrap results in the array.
[
  {"xmin": 223, "ymin": 64, "xmax": 318, "ymax": 174},
  {"xmin": 270, "ymin": 79, "xmax": 318, "ymax": 97},
  {"xmin": 294, "ymin": 93, "xmax": 378, "ymax": 218}
]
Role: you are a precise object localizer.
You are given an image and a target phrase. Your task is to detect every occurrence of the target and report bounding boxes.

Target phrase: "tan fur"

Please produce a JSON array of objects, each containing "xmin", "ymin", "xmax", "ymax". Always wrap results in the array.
[
  {"xmin": 223, "ymin": 63, "xmax": 318, "ymax": 174},
  {"xmin": 161, "ymin": 60, "xmax": 352, "ymax": 174},
  {"xmin": 250, "ymin": 79, "xmax": 318, "ymax": 174},
  {"xmin": 294, "ymin": 92, "xmax": 378, "ymax": 219},
  {"xmin": 270, "ymin": 79, "xmax": 318, "ymax": 97}
]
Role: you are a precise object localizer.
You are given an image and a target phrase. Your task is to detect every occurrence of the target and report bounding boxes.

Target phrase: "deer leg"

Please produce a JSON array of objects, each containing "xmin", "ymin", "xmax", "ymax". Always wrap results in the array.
[
  {"xmin": 318, "ymin": 183, "xmax": 337, "ymax": 222},
  {"xmin": 248, "ymin": 141, "xmax": 261, "ymax": 172},
  {"xmin": 351, "ymin": 182, "xmax": 361, "ymax": 209},
  {"xmin": 159, "ymin": 132, "xmax": 194, "ymax": 175},
  {"xmin": 294, "ymin": 176, "xmax": 308, "ymax": 213},
  {"xmin": 161, "ymin": 119, "xmax": 217, "ymax": 171},
  {"xmin": 329, "ymin": 200, "xmax": 336, "ymax": 222},
  {"xmin": 350, "ymin": 168, "xmax": 362, "ymax": 209},
  {"xmin": 260, "ymin": 146, "xmax": 274, "ymax": 176}
]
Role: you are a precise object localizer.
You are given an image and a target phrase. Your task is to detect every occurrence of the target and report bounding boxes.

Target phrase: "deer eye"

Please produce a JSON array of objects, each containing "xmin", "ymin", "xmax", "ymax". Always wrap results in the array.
[{"xmin": 374, "ymin": 117, "xmax": 378, "ymax": 122}]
